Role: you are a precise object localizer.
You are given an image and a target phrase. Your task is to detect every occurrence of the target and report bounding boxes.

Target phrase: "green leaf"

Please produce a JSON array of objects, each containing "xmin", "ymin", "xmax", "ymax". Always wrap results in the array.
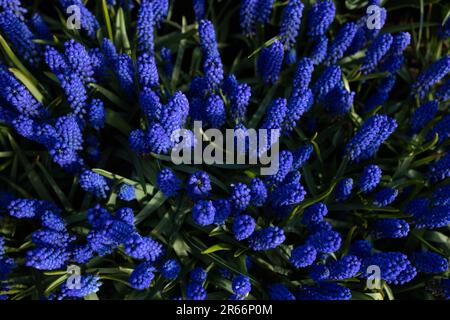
[
  {"xmin": 89, "ymin": 83, "xmax": 128, "ymax": 109},
  {"xmin": 84, "ymin": 293, "xmax": 99, "ymax": 300},
  {"xmin": 424, "ymin": 231, "xmax": 450, "ymax": 250},
  {"xmin": 105, "ymin": 110, "xmax": 132, "ymax": 135},
  {"xmin": 383, "ymin": 282, "xmax": 395, "ymax": 300},
  {"xmin": 134, "ymin": 191, "xmax": 167, "ymax": 225},
  {"xmin": 7, "ymin": 134, "xmax": 53, "ymax": 201},
  {"xmin": 345, "ymin": 0, "xmax": 368, "ymax": 10},
  {"xmin": 44, "ymin": 274, "xmax": 68, "ymax": 295},
  {"xmin": 92, "ymin": 168, "xmax": 155, "ymax": 199},
  {"xmin": 0, "ymin": 35, "xmax": 39, "ymax": 86},
  {"xmin": 36, "ymin": 161, "xmax": 73, "ymax": 212},
  {"xmin": 247, "ymin": 36, "xmax": 280, "ymax": 59},
  {"xmin": 9, "ymin": 68, "xmax": 44, "ymax": 104},
  {"xmin": 117, "ymin": 8, "xmax": 131, "ymax": 54},
  {"xmin": 248, "ymin": 84, "xmax": 278, "ymax": 129},
  {"xmin": 284, "ymin": 182, "xmax": 337, "ymax": 226},
  {"xmin": 201, "ymin": 243, "xmax": 234, "ymax": 254},
  {"xmin": 171, "ymin": 16, "xmax": 187, "ymax": 90},
  {"xmin": 102, "ymin": 0, "xmax": 114, "ymax": 41},
  {"xmin": 351, "ymin": 291, "xmax": 384, "ymax": 300}
]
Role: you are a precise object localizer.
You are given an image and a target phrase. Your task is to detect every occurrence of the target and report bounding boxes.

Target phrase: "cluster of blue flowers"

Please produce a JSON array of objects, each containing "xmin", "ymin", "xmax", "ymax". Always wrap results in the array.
[{"xmin": 0, "ymin": 0, "xmax": 450, "ymax": 301}]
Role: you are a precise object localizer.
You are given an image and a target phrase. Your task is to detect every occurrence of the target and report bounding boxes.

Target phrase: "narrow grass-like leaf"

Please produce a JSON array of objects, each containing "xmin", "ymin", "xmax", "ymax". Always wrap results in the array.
[
  {"xmin": 248, "ymin": 84, "xmax": 278, "ymax": 128},
  {"xmin": 9, "ymin": 68, "xmax": 44, "ymax": 103},
  {"xmin": 201, "ymin": 243, "xmax": 234, "ymax": 254},
  {"xmin": 102, "ymin": 0, "xmax": 114, "ymax": 41},
  {"xmin": 90, "ymin": 83, "xmax": 128, "ymax": 109},
  {"xmin": 0, "ymin": 35, "xmax": 39, "ymax": 86},
  {"xmin": 134, "ymin": 191, "xmax": 167, "ymax": 225}
]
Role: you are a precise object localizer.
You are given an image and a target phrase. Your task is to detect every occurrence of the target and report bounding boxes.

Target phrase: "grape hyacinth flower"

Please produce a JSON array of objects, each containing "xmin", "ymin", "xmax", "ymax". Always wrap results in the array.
[
  {"xmin": 411, "ymin": 55, "xmax": 450, "ymax": 99},
  {"xmin": 232, "ymin": 275, "xmax": 251, "ymax": 296},
  {"xmin": 292, "ymin": 144, "xmax": 314, "ymax": 170},
  {"xmin": 124, "ymin": 234, "xmax": 163, "ymax": 261},
  {"xmin": 0, "ymin": 0, "xmax": 27, "ymax": 19},
  {"xmin": 152, "ymin": 0, "xmax": 168, "ymax": 28},
  {"xmin": 190, "ymin": 267, "xmax": 207, "ymax": 283},
  {"xmin": 301, "ymin": 202, "xmax": 328, "ymax": 225},
  {"xmin": 404, "ymin": 197, "xmax": 450, "ymax": 229},
  {"xmin": 79, "ymin": 170, "xmax": 110, "ymax": 199},
  {"xmin": 232, "ymin": 215, "xmax": 256, "ymax": 241},
  {"xmin": 310, "ymin": 264, "xmax": 330, "ymax": 282},
  {"xmin": 187, "ymin": 171, "xmax": 212, "ymax": 199},
  {"xmin": 157, "ymin": 168, "xmax": 182, "ymax": 197},
  {"xmin": 193, "ymin": 0, "xmax": 205, "ymax": 21},
  {"xmin": 310, "ymin": 36, "xmax": 328, "ymax": 65},
  {"xmin": 359, "ymin": 164, "xmax": 382, "ymax": 193},
  {"xmin": 290, "ymin": 245, "xmax": 317, "ymax": 268},
  {"xmin": 257, "ymin": 40, "xmax": 284, "ymax": 85},
  {"xmin": 222, "ymin": 74, "xmax": 251, "ymax": 122},
  {"xmin": 265, "ymin": 150, "xmax": 293, "ymax": 187},
  {"xmin": 410, "ymin": 100, "xmax": 439, "ymax": 133},
  {"xmin": 136, "ymin": 0, "xmax": 155, "ymax": 55},
  {"xmin": 364, "ymin": 76, "xmax": 396, "ymax": 111},
  {"xmin": 129, "ymin": 261, "xmax": 156, "ymax": 290},
  {"xmin": 248, "ymin": 226, "xmax": 285, "ymax": 251},
  {"xmin": 192, "ymin": 200, "xmax": 216, "ymax": 226},
  {"xmin": 212, "ymin": 199, "xmax": 231, "ymax": 225},
  {"xmin": 412, "ymin": 252, "xmax": 449, "ymax": 273},
  {"xmin": 362, "ymin": 252, "xmax": 416, "ymax": 285},
  {"xmin": 270, "ymin": 179, "xmax": 306, "ymax": 209},
  {"xmin": 240, "ymin": 0, "xmax": 258, "ymax": 36},
  {"xmin": 307, "ymin": 230, "xmax": 342, "ymax": 254},
  {"xmin": 345, "ymin": 114, "xmax": 397, "ymax": 163},
  {"xmin": 279, "ymin": 0, "xmax": 304, "ymax": 50},
  {"xmin": 30, "ymin": 13, "xmax": 52, "ymax": 40},
  {"xmin": 327, "ymin": 255, "xmax": 362, "ymax": 280},
  {"xmin": 324, "ymin": 22, "xmax": 358, "ymax": 65},
  {"xmin": 371, "ymin": 218, "xmax": 409, "ymax": 239},
  {"xmin": 268, "ymin": 284, "xmax": 296, "ymax": 300},
  {"xmin": 117, "ymin": 184, "xmax": 136, "ymax": 202},
  {"xmin": 137, "ymin": 53, "xmax": 159, "ymax": 88},
  {"xmin": 312, "ymin": 65, "xmax": 342, "ymax": 102},
  {"xmin": 64, "ymin": 39, "xmax": 95, "ymax": 84},
  {"xmin": 323, "ymin": 85, "xmax": 355, "ymax": 115},
  {"xmin": 297, "ymin": 282, "xmax": 351, "ymax": 300},
  {"xmin": 0, "ymin": 11, "xmax": 41, "ymax": 66},
  {"xmin": 160, "ymin": 47, "xmax": 173, "ymax": 78},
  {"xmin": 0, "ymin": 66, "xmax": 45, "ymax": 118},
  {"xmin": 373, "ymin": 188, "xmax": 398, "ymax": 207},
  {"xmin": 349, "ymin": 240, "xmax": 372, "ymax": 259},
  {"xmin": 230, "ymin": 183, "xmax": 251, "ymax": 212},
  {"xmin": 87, "ymin": 99, "xmax": 106, "ymax": 130},
  {"xmin": 306, "ymin": 0, "xmax": 335, "ymax": 38},
  {"xmin": 161, "ymin": 259, "xmax": 181, "ymax": 280},
  {"xmin": 60, "ymin": 274, "xmax": 101, "ymax": 298},
  {"xmin": 249, "ymin": 178, "xmax": 268, "ymax": 206},
  {"xmin": 360, "ymin": 33, "xmax": 393, "ymax": 74},
  {"xmin": 334, "ymin": 178, "xmax": 353, "ymax": 202},
  {"xmin": 115, "ymin": 54, "xmax": 136, "ymax": 94},
  {"xmin": 205, "ymin": 94, "xmax": 226, "ymax": 127},
  {"xmin": 186, "ymin": 282, "xmax": 207, "ymax": 300}
]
